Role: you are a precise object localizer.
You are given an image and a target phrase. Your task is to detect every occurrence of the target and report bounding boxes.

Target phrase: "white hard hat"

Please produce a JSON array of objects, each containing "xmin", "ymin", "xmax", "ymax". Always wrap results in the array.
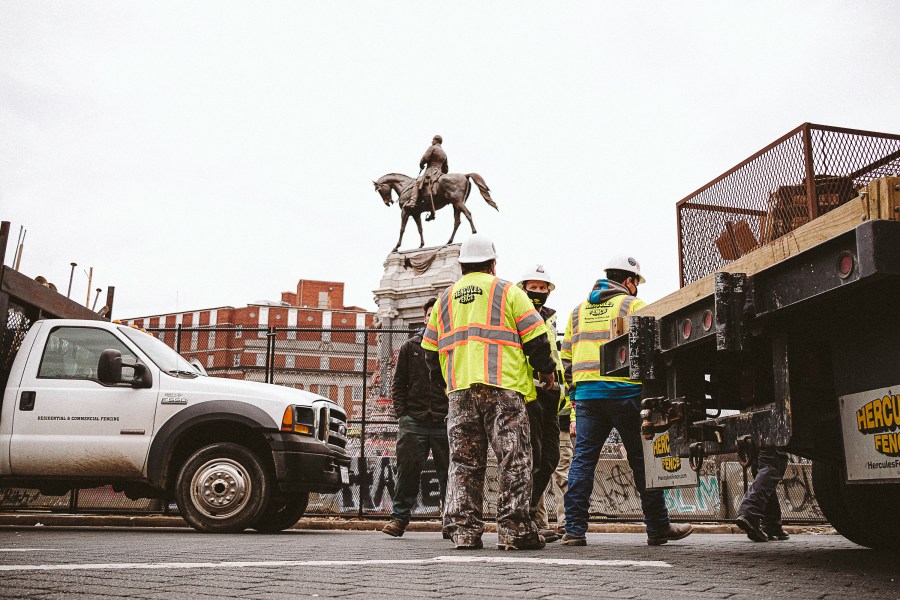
[
  {"xmin": 604, "ymin": 255, "xmax": 646, "ymax": 284},
  {"xmin": 517, "ymin": 265, "xmax": 555, "ymax": 291},
  {"xmin": 458, "ymin": 234, "xmax": 498, "ymax": 263}
]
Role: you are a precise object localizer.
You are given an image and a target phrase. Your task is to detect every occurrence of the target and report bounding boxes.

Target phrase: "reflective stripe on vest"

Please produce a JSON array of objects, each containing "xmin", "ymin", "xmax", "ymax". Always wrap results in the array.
[
  {"xmin": 570, "ymin": 294, "xmax": 639, "ymax": 385},
  {"xmin": 432, "ymin": 273, "xmax": 541, "ymax": 396}
]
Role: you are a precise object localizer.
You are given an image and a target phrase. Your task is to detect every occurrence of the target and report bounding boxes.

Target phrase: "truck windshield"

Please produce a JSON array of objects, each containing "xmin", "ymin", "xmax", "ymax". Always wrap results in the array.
[{"xmin": 118, "ymin": 326, "xmax": 202, "ymax": 377}]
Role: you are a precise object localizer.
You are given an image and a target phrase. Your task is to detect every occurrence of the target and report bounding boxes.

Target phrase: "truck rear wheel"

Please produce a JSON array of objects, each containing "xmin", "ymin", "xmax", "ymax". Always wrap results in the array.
[
  {"xmin": 812, "ymin": 460, "xmax": 900, "ymax": 551},
  {"xmin": 175, "ymin": 442, "xmax": 272, "ymax": 533},
  {"xmin": 251, "ymin": 493, "xmax": 309, "ymax": 533}
]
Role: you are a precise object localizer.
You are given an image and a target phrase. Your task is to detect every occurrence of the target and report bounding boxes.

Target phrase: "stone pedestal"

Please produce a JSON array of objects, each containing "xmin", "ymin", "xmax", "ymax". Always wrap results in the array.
[{"xmin": 373, "ymin": 244, "xmax": 461, "ymax": 330}]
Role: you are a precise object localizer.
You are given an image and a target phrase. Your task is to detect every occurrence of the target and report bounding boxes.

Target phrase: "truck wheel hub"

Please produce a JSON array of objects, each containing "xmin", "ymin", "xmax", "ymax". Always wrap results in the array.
[{"xmin": 190, "ymin": 459, "xmax": 252, "ymax": 519}]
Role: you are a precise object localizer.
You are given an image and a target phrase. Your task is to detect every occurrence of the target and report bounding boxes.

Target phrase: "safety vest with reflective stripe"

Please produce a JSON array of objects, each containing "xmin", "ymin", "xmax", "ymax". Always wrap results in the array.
[
  {"xmin": 421, "ymin": 272, "xmax": 549, "ymax": 398},
  {"xmin": 561, "ymin": 293, "xmax": 645, "ymax": 385},
  {"xmin": 525, "ymin": 311, "xmax": 564, "ymax": 403}
]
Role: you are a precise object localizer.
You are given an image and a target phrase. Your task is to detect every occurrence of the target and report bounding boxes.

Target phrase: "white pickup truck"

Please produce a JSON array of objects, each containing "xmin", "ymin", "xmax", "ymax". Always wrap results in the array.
[{"xmin": 0, "ymin": 318, "xmax": 350, "ymax": 533}]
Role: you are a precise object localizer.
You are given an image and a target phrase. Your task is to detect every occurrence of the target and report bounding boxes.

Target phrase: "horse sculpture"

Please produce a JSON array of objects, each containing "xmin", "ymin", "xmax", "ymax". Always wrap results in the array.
[{"xmin": 374, "ymin": 172, "xmax": 498, "ymax": 252}]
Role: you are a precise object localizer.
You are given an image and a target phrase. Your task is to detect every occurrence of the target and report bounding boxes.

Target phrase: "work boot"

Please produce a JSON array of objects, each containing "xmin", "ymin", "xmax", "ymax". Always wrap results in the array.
[
  {"xmin": 497, "ymin": 533, "xmax": 546, "ymax": 551},
  {"xmin": 647, "ymin": 522, "xmax": 694, "ymax": 546},
  {"xmin": 764, "ymin": 525, "xmax": 790, "ymax": 541},
  {"xmin": 555, "ymin": 526, "xmax": 566, "ymax": 536},
  {"xmin": 453, "ymin": 537, "xmax": 483, "ymax": 550},
  {"xmin": 539, "ymin": 528, "xmax": 560, "ymax": 543},
  {"xmin": 381, "ymin": 519, "xmax": 406, "ymax": 538},
  {"xmin": 735, "ymin": 515, "xmax": 769, "ymax": 542},
  {"xmin": 560, "ymin": 533, "xmax": 587, "ymax": 546}
]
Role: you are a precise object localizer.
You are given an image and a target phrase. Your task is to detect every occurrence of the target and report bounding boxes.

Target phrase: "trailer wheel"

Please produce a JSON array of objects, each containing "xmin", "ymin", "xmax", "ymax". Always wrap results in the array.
[
  {"xmin": 812, "ymin": 460, "xmax": 900, "ymax": 551},
  {"xmin": 251, "ymin": 493, "xmax": 309, "ymax": 533},
  {"xmin": 175, "ymin": 442, "xmax": 272, "ymax": 533}
]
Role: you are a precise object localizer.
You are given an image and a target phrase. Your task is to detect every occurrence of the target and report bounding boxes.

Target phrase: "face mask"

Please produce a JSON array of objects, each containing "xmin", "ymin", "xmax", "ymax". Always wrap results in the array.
[{"xmin": 526, "ymin": 290, "xmax": 549, "ymax": 308}]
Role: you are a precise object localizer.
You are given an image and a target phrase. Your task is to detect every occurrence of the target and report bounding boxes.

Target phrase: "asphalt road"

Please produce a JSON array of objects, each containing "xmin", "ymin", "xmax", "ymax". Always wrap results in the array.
[{"xmin": 0, "ymin": 528, "xmax": 896, "ymax": 599}]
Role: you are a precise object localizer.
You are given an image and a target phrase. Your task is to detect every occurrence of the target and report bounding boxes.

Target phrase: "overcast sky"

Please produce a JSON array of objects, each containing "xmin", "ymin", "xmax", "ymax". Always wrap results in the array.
[{"xmin": 2, "ymin": 1, "xmax": 899, "ymax": 320}]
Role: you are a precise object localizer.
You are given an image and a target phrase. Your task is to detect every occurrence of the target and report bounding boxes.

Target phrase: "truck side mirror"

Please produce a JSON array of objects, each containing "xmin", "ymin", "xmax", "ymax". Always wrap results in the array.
[
  {"xmin": 132, "ymin": 362, "xmax": 153, "ymax": 389},
  {"xmin": 98, "ymin": 349, "xmax": 123, "ymax": 384}
]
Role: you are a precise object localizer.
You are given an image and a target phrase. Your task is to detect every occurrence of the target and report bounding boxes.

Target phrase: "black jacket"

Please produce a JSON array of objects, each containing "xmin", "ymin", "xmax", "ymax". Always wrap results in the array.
[{"xmin": 392, "ymin": 330, "xmax": 448, "ymax": 423}]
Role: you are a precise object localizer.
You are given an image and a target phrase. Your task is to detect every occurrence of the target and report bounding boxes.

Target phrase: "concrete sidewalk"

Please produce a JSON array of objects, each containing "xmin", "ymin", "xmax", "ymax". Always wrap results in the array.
[{"xmin": 0, "ymin": 512, "xmax": 835, "ymax": 535}]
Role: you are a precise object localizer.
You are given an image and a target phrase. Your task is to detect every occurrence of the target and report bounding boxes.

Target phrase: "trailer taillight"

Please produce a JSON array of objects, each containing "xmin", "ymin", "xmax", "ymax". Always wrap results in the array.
[
  {"xmin": 702, "ymin": 310, "xmax": 713, "ymax": 332},
  {"xmin": 837, "ymin": 253, "xmax": 855, "ymax": 279},
  {"xmin": 618, "ymin": 347, "xmax": 627, "ymax": 365},
  {"xmin": 681, "ymin": 319, "xmax": 692, "ymax": 339}
]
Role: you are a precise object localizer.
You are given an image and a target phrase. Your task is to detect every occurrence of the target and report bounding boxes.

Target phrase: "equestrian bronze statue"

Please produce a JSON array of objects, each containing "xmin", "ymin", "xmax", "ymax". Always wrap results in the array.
[{"xmin": 374, "ymin": 135, "xmax": 498, "ymax": 252}]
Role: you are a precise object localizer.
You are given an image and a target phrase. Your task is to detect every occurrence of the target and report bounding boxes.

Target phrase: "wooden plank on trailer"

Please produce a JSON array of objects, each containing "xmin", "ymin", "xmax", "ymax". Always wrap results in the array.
[{"xmin": 636, "ymin": 195, "xmax": 870, "ymax": 318}]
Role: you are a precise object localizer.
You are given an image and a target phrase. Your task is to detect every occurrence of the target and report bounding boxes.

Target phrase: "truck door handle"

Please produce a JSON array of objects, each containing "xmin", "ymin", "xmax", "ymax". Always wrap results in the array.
[{"xmin": 19, "ymin": 391, "xmax": 36, "ymax": 411}]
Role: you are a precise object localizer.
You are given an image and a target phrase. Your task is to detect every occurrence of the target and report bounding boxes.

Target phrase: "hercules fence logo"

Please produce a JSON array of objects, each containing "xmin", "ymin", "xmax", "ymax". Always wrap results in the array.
[
  {"xmin": 652, "ymin": 432, "xmax": 681, "ymax": 472},
  {"xmin": 856, "ymin": 392, "xmax": 900, "ymax": 457},
  {"xmin": 453, "ymin": 285, "xmax": 483, "ymax": 305}
]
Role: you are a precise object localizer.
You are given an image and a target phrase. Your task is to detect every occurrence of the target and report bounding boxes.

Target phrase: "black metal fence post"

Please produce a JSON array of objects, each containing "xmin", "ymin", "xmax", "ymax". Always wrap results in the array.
[
  {"xmin": 359, "ymin": 329, "xmax": 368, "ymax": 518},
  {"xmin": 175, "ymin": 323, "xmax": 182, "ymax": 354},
  {"xmin": 266, "ymin": 327, "xmax": 276, "ymax": 384}
]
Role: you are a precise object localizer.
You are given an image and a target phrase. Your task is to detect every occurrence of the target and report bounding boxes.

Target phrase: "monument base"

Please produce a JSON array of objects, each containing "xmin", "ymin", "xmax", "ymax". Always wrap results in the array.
[{"xmin": 373, "ymin": 244, "xmax": 461, "ymax": 330}]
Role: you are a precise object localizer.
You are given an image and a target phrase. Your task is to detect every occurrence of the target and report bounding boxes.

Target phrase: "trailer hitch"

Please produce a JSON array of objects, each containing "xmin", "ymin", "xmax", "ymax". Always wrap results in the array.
[
  {"xmin": 688, "ymin": 442, "xmax": 705, "ymax": 473},
  {"xmin": 736, "ymin": 434, "xmax": 758, "ymax": 469},
  {"xmin": 639, "ymin": 397, "xmax": 685, "ymax": 440}
]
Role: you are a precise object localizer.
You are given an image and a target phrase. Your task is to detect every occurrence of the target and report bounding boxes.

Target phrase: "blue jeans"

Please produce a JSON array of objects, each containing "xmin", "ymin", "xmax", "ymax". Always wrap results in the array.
[{"xmin": 564, "ymin": 397, "xmax": 669, "ymax": 537}]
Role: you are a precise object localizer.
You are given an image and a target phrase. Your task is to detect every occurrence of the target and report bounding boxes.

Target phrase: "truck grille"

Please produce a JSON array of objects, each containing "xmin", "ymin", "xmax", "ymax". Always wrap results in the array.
[
  {"xmin": 313, "ymin": 403, "xmax": 347, "ymax": 449},
  {"xmin": 327, "ymin": 408, "xmax": 348, "ymax": 449}
]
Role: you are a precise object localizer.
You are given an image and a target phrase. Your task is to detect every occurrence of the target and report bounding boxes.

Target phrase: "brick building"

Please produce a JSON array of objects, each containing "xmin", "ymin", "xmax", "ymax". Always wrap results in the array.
[{"xmin": 124, "ymin": 279, "xmax": 379, "ymax": 420}]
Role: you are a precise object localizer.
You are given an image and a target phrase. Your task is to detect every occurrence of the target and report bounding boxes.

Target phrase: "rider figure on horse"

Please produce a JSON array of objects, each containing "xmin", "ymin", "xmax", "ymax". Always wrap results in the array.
[{"xmin": 416, "ymin": 135, "xmax": 448, "ymax": 222}]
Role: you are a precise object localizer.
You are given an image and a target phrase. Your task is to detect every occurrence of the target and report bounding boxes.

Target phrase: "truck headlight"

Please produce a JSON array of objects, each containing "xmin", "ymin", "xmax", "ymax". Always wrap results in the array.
[{"xmin": 281, "ymin": 406, "xmax": 316, "ymax": 435}]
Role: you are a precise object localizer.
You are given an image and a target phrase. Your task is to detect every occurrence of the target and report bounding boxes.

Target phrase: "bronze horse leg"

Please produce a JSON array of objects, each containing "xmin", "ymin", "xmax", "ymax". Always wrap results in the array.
[
  {"xmin": 393, "ymin": 209, "xmax": 410, "ymax": 252},
  {"xmin": 448, "ymin": 205, "xmax": 462, "ymax": 245},
  {"xmin": 412, "ymin": 212, "xmax": 424, "ymax": 248}
]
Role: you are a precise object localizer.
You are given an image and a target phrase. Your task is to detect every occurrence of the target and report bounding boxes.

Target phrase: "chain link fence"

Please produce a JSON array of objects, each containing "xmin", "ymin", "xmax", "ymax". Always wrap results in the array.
[
  {"xmin": 677, "ymin": 123, "xmax": 900, "ymax": 287},
  {"xmin": 0, "ymin": 325, "xmax": 825, "ymax": 523}
]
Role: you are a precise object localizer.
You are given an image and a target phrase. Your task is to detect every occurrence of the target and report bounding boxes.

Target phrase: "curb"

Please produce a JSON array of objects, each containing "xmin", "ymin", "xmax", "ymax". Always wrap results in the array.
[{"xmin": 0, "ymin": 513, "xmax": 835, "ymax": 535}]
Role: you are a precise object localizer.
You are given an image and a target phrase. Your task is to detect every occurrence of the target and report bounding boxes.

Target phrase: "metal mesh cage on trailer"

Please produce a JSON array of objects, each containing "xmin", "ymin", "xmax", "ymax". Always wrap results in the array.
[{"xmin": 677, "ymin": 123, "xmax": 900, "ymax": 287}]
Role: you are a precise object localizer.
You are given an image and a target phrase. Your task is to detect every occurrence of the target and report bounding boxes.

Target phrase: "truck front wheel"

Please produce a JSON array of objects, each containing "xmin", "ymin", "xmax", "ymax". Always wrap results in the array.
[
  {"xmin": 251, "ymin": 493, "xmax": 309, "ymax": 533},
  {"xmin": 175, "ymin": 442, "xmax": 272, "ymax": 533},
  {"xmin": 812, "ymin": 460, "xmax": 900, "ymax": 551}
]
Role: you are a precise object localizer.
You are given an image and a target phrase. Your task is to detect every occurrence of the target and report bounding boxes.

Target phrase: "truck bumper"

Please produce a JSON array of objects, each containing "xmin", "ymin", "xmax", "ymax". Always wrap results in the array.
[{"xmin": 264, "ymin": 433, "xmax": 350, "ymax": 494}]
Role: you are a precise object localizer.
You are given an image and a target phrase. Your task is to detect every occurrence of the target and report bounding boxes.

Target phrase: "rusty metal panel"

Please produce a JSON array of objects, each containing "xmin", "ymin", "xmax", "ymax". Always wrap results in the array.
[
  {"xmin": 1, "ymin": 267, "xmax": 106, "ymax": 322},
  {"xmin": 678, "ymin": 124, "xmax": 900, "ymax": 286}
]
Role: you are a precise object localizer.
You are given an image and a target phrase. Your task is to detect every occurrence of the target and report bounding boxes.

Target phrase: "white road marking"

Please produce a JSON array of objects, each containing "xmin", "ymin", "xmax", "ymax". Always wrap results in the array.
[
  {"xmin": 0, "ymin": 548, "xmax": 59, "ymax": 552},
  {"xmin": 0, "ymin": 555, "xmax": 671, "ymax": 572}
]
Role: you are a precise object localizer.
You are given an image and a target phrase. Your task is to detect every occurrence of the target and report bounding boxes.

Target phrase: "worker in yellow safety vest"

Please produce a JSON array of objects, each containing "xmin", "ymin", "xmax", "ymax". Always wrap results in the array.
[
  {"xmin": 422, "ymin": 234, "xmax": 558, "ymax": 551},
  {"xmin": 517, "ymin": 265, "xmax": 565, "ymax": 543},
  {"xmin": 560, "ymin": 256, "xmax": 694, "ymax": 547}
]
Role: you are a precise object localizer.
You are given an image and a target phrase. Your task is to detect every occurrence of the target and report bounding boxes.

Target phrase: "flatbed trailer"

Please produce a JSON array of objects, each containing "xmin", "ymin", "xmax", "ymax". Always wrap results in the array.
[{"xmin": 602, "ymin": 124, "xmax": 900, "ymax": 549}]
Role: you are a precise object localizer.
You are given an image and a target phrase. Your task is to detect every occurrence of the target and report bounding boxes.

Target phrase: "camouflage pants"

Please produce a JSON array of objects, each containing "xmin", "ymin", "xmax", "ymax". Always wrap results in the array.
[{"xmin": 446, "ymin": 384, "xmax": 537, "ymax": 546}]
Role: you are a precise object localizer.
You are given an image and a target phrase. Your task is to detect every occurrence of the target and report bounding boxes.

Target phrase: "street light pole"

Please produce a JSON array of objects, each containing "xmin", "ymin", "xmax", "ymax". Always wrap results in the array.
[{"xmin": 66, "ymin": 262, "xmax": 77, "ymax": 298}]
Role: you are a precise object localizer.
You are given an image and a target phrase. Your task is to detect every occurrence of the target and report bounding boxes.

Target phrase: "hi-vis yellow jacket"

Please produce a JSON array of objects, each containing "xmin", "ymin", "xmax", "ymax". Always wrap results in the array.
[
  {"xmin": 422, "ymin": 272, "xmax": 550, "ymax": 398},
  {"xmin": 524, "ymin": 310, "xmax": 564, "ymax": 403},
  {"xmin": 561, "ymin": 293, "xmax": 645, "ymax": 387}
]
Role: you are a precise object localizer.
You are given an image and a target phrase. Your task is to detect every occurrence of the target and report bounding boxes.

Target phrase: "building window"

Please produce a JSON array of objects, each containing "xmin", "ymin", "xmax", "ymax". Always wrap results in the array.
[
  {"xmin": 206, "ymin": 354, "xmax": 214, "ymax": 368},
  {"xmin": 158, "ymin": 331, "xmax": 167, "ymax": 344},
  {"xmin": 355, "ymin": 331, "xmax": 365, "ymax": 344},
  {"xmin": 233, "ymin": 353, "xmax": 240, "ymax": 367},
  {"xmin": 235, "ymin": 325, "xmax": 243, "ymax": 339},
  {"xmin": 285, "ymin": 355, "xmax": 295, "ymax": 369},
  {"xmin": 256, "ymin": 353, "xmax": 265, "ymax": 367},
  {"xmin": 208, "ymin": 331, "xmax": 215, "ymax": 349},
  {"xmin": 287, "ymin": 330, "xmax": 296, "ymax": 340},
  {"xmin": 190, "ymin": 331, "xmax": 199, "ymax": 351},
  {"xmin": 354, "ymin": 357, "xmax": 363, "ymax": 372},
  {"xmin": 320, "ymin": 356, "xmax": 328, "ymax": 370}
]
